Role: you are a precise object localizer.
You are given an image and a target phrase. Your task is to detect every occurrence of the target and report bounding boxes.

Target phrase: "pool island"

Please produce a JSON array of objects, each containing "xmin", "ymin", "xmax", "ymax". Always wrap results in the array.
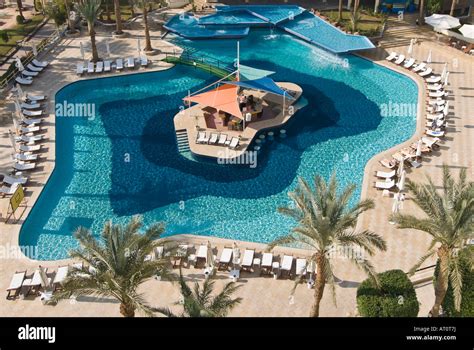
[{"xmin": 173, "ymin": 78, "xmax": 302, "ymax": 160}]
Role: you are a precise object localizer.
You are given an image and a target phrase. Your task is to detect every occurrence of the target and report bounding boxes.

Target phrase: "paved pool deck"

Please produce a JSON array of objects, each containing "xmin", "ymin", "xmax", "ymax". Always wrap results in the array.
[{"xmin": 0, "ymin": 12, "xmax": 473, "ymax": 317}]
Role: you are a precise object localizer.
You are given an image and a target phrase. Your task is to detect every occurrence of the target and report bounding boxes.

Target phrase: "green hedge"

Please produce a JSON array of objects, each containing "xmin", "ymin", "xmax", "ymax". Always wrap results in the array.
[
  {"xmin": 357, "ymin": 269, "xmax": 419, "ymax": 317},
  {"xmin": 434, "ymin": 246, "xmax": 474, "ymax": 317}
]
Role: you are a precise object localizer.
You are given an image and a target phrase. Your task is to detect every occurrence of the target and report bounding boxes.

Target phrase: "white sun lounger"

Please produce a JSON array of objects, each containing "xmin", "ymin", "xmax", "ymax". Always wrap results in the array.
[
  {"xmin": 16, "ymin": 77, "xmax": 32, "ymax": 85},
  {"xmin": 32, "ymin": 59, "xmax": 48, "ymax": 68},
  {"xmin": 0, "ymin": 183, "xmax": 19, "ymax": 196},
  {"xmin": 280, "ymin": 255, "xmax": 294, "ymax": 278},
  {"xmin": 6, "ymin": 270, "xmax": 26, "ymax": 299},
  {"xmin": 196, "ymin": 131, "xmax": 206, "ymax": 144},
  {"xmin": 241, "ymin": 249, "xmax": 255, "ymax": 271},
  {"xmin": 429, "ymin": 90, "xmax": 448, "ymax": 98},
  {"xmin": 76, "ymin": 63, "xmax": 85, "ymax": 75},
  {"xmin": 20, "ymin": 125, "xmax": 40, "ymax": 134},
  {"xmin": 427, "ymin": 112, "xmax": 445, "ymax": 120},
  {"xmin": 374, "ymin": 180, "xmax": 396, "ymax": 190},
  {"xmin": 22, "ymin": 109, "xmax": 44, "ymax": 117},
  {"xmin": 261, "ymin": 253, "xmax": 273, "ymax": 274},
  {"xmin": 95, "ymin": 61, "xmax": 104, "ymax": 73},
  {"xmin": 52, "ymin": 265, "xmax": 69, "ymax": 291},
  {"xmin": 422, "ymin": 137, "xmax": 440, "ymax": 148},
  {"xmin": 24, "ymin": 94, "xmax": 46, "ymax": 102},
  {"xmin": 375, "ymin": 169, "xmax": 396, "ymax": 179},
  {"xmin": 126, "ymin": 57, "xmax": 135, "ymax": 69},
  {"xmin": 14, "ymin": 152, "xmax": 38, "ymax": 161},
  {"xmin": 426, "ymin": 119, "xmax": 445, "ymax": 128},
  {"xmin": 116, "ymin": 58, "xmax": 124, "ymax": 71},
  {"xmin": 195, "ymin": 244, "xmax": 208, "ymax": 267},
  {"xmin": 87, "ymin": 62, "xmax": 95, "ymax": 73},
  {"xmin": 403, "ymin": 58, "xmax": 415, "ymax": 68},
  {"xmin": 26, "ymin": 63, "xmax": 43, "ymax": 72},
  {"xmin": 20, "ymin": 102, "xmax": 41, "ymax": 110},
  {"xmin": 104, "ymin": 60, "xmax": 111, "ymax": 72},
  {"xmin": 385, "ymin": 52, "xmax": 398, "ymax": 61},
  {"xmin": 140, "ymin": 56, "xmax": 148, "ymax": 67},
  {"xmin": 19, "ymin": 134, "xmax": 44, "ymax": 143},
  {"xmin": 428, "ymin": 99, "xmax": 446, "ymax": 106},
  {"xmin": 228, "ymin": 137, "xmax": 239, "ymax": 149},
  {"xmin": 412, "ymin": 62, "xmax": 426, "ymax": 72},
  {"xmin": 19, "ymin": 144, "xmax": 41, "ymax": 152},
  {"xmin": 425, "ymin": 129, "xmax": 444, "ymax": 137},
  {"xmin": 394, "ymin": 54, "xmax": 405, "ymax": 65},
  {"xmin": 218, "ymin": 134, "xmax": 227, "ymax": 145},
  {"xmin": 20, "ymin": 118, "xmax": 42, "ymax": 126},
  {"xmin": 427, "ymin": 83, "xmax": 442, "ymax": 91},
  {"xmin": 426, "ymin": 75, "xmax": 441, "ymax": 84},
  {"xmin": 296, "ymin": 258, "xmax": 307, "ymax": 277},
  {"xmin": 218, "ymin": 247, "xmax": 233, "ymax": 270},
  {"xmin": 1, "ymin": 173, "xmax": 27, "ymax": 185},
  {"xmin": 208, "ymin": 132, "xmax": 219, "ymax": 144},
  {"xmin": 22, "ymin": 70, "xmax": 39, "ymax": 77},
  {"xmin": 419, "ymin": 67, "xmax": 433, "ymax": 77},
  {"xmin": 14, "ymin": 161, "xmax": 36, "ymax": 171}
]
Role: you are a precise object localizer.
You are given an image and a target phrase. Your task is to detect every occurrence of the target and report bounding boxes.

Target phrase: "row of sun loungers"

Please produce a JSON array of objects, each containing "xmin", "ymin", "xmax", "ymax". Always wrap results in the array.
[
  {"xmin": 6, "ymin": 263, "xmax": 83, "ymax": 300},
  {"xmin": 1, "ymin": 93, "xmax": 50, "ymax": 196},
  {"xmin": 76, "ymin": 56, "xmax": 149, "ymax": 76},
  {"xmin": 196, "ymin": 131, "xmax": 240, "ymax": 149},
  {"xmin": 375, "ymin": 52, "xmax": 452, "ymax": 191},
  {"xmin": 15, "ymin": 59, "xmax": 49, "ymax": 86},
  {"xmin": 149, "ymin": 242, "xmax": 315, "ymax": 281}
]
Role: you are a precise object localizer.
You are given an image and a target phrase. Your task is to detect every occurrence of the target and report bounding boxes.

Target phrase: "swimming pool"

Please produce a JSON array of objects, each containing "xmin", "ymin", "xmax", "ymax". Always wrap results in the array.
[{"xmin": 19, "ymin": 29, "xmax": 417, "ymax": 260}]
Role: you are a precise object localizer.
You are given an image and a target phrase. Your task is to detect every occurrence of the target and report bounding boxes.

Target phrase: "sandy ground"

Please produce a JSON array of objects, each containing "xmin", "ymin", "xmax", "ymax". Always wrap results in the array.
[{"xmin": 1, "ymin": 11, "xmax": 473, "ymax": 317}]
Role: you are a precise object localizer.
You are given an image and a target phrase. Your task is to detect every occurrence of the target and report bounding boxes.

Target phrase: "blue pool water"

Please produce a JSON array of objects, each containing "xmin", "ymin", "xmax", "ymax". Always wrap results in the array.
[
  {"xmin": 165, "ymin": 5, "xmax": 374, "ymax": 53},
  {"xmin": 19, "ymin": 29, "xmax": 417, "ymax": 260}
]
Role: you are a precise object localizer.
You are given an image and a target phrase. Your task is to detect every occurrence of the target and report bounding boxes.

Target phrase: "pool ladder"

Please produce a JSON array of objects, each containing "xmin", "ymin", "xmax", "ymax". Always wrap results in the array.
[{"xmin": 176, "ymin": 129, "xmax": 190, "ymax": 153}]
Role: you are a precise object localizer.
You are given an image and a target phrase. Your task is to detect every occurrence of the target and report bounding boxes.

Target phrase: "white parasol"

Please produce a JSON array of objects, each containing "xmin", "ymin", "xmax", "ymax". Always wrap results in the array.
[
  {"xmin": 15, "ymin": 83, "xmax": 24, "ymax": 99},
  {"xmin": 8, "ymin": 129, "xmax": 17, "ymax": 152},
  {"xmin": 39, "ymin": 266, "xmax": 51, "ymax": 289},
  {"xmin": 441, "ymin": 62, "xmax": 448, "ymax": 79},
  {"xmin": 397, "ymin": 170, "xmax": 406, "ymax": 192},
  {"xmin": 424, "ymin": 14, "xmax": 461, "ymax": 30},
  {"xmin": 80, "ymin": 42, "xmax": 85, "ymax": 61},
  {"xmin": 105, "ymin": 40, "xmax": 111, "ymax": 57},
  {"xmin": 32, "ymin": 43, "xmax": 38, "ymax": 57},
  {"xmin": 459, "ymin": 24, "xmax": 474, "ymax": 39},
  {"xmin": 137, "ymin": 38, "xmax": 141, "ymax": 56},
  {"xmin": 397, "ymin": 158, "xmax": 404, "ymax": 177},
  {"xmin": 407, "ymin": 39, "xmax": 414, "ymax": 55},
  {"xmin": 416, "ymin": 139, "xmax": 423, "ymax": 158},
  {"xmin": 232, "ymin": 241, "xmax": 240, "ymax": 265},
  {"xmin": 392, "ymin": 192, "xmax": 401, "ymax": 214},
  {"xmin": 15, "ymin": 57, "xmax": 24, "ymax": 72},
  {"xmin": 426, "ymin": 49, "xmax": 432, "ymax": 63},
  {"xmin": 444, "ymin": 71, "xmax": 450, "ymax": 86},
  {"xmin": 206, "ymin": 241, "xmax": 214, "ymax": 269}
]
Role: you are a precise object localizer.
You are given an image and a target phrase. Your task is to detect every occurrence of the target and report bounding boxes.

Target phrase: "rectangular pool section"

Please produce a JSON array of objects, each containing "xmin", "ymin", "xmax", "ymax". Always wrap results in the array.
[{"xmin": 164, "ymin": 5, "xmax": 375, "ymax": 53}]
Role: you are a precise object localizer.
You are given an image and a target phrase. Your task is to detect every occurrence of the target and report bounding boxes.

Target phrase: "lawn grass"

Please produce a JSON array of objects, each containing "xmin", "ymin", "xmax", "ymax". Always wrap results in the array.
[
  {"xmin": 321, "ymin": 9, "xmax": 384, "ymax": 36},
  {"xmin": 0, "ymin": 14, "xmax": 45, "ymax": 58}
]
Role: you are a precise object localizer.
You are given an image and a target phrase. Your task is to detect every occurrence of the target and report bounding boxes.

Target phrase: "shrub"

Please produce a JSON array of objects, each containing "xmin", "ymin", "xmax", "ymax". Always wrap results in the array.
[
  {"xmin": 0, "ymin": 30, "xmax": 9, "ymax": 43},
  {"xmin": 357, "ymin": 269, "xmax": 419, "ymax": 317},
  {"xmin": 434, "ymin": 246, "xmax": 474, "ymax": 317},
  {"xmin": 16, "ymin": 15, "xmax": 25, "ymax": 25}
]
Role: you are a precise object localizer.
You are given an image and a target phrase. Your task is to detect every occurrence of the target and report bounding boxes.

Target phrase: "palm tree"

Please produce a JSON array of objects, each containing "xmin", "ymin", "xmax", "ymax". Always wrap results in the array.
[
  {"xmin": 135, "ymin": 0, "xmax": 153, "ymax": 52},
  {"xmin": 268, "ymin": 174, "xmax": 387, "ymax": 317},
  {"xmin": 449, "ymin": 0, "xmax": 457, "ymax": 16},
  {"xmin": 16, "ymin": 0, "xmax": 25, "ymax": 20},
  {"xmin": 77, "ymin": 0, "xmax": 102, "ymax": 63},
  {"xmin": 52, "ymin": 216, "xmax": 171, "ymax": 317},
  {"xmin": 419, "ymin": 0, "xmax": 425, "ymax": 25},
  {"xmin": 156, "ymin": 272, "xmax": 242, "ymax": 317},
  {"xmin": 391, "ymin": 165, "xmax": 474, "ymax": 317},
  {"xmin": 338, "ymin": 0, "xmax": 343, "ymax": 22},
  {"xmin": 113, "ymin": 0, "xmax": 124, "ymax": 34}
]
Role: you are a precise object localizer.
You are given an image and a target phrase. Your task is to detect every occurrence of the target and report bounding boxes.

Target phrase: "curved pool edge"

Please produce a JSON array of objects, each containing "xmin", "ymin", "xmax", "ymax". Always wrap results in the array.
[
  {"xmin": 354, "ymin": 49, "xmax": 426, "ymax": 232},
  {"xmin": 8, "ymin": 61, "xmax": 179, "ymax": 264},
  {"xmin": 9, "ymin": 48, "xmax": 424, "ymax": 264}
]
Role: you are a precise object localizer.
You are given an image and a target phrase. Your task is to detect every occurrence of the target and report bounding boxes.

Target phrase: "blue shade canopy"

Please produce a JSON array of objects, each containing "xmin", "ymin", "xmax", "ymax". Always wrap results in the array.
[
  {"xmin": 239, "ymin": 64, "xmax": 275, "ymax": 80},
  {"xmin": 226, "ymin": 77, "xmax": 292, "ymax": 98}
]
